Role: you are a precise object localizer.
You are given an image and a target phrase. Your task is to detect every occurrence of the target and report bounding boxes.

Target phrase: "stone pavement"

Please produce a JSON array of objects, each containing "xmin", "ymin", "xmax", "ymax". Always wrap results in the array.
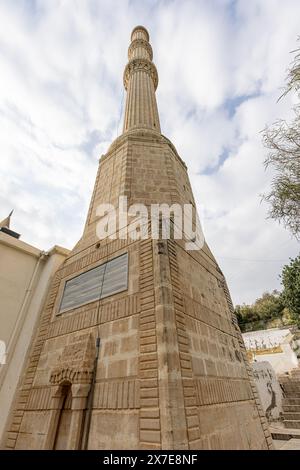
[
  {"xmin": 273, "ymin": 438, "xmax": 300, "ymax": 450},
  {"xmin": 270, "ymin": 421, "xmax": 300, "ymax": 450}
]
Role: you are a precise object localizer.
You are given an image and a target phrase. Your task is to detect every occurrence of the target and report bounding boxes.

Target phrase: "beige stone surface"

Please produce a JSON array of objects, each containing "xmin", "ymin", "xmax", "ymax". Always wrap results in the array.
[
  {"xmin": 3, "ymin": 26, "xmax": 273, "ymax": 450},
  {"xmin": 273, "ymin": 438, "xmax": 300, "ymax": 450},
  {"xmin": 88, "ymin": 411, "xmax": 139, "ymax": 449}
]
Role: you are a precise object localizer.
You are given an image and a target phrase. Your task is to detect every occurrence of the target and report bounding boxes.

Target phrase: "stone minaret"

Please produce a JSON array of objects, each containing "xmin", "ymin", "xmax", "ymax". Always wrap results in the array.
[
  {"xmin": 3, "ymin": 26, "xmax": 273, "ymax": 450},
  {"xmin": 123, "ymin": 26, "xmax": 160, "ymax": 133}
]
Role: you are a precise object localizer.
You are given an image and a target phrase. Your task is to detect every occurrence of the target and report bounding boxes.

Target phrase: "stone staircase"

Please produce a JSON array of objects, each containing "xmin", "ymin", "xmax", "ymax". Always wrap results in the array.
[{"xmin": 280, "ymin": 368, "xmax": 300, "ymax": 429}]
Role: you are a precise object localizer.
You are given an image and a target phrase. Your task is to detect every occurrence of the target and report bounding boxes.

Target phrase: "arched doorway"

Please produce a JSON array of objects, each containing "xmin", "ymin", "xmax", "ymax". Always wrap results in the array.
[
  {"xmin": 46, "ymin": 333, "xmax": 96, "ymax": 450},
  {"xmin": 53, "ymin": 383, "xmax": 72, "ymax": 450}
]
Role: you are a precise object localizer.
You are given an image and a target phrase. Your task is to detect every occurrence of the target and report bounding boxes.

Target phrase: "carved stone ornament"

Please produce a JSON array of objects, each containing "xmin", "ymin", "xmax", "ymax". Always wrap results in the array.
[
  {"xmin": 50, "ymin": 333, "xmax": 96, "ymax": 385},
  {"xmin": 123, "ymin": 58, "xmax": 158, "ymax": 90},
  {"xmin": 128, "ymin": 38, "xmax": 153, "ymax": 61}
]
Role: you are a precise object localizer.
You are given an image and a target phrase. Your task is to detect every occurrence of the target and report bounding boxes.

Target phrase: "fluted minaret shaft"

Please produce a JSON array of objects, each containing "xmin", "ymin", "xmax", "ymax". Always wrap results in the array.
[{"xmin": 123, "ymin": 26, "xmax": 161, "ymax": 133}]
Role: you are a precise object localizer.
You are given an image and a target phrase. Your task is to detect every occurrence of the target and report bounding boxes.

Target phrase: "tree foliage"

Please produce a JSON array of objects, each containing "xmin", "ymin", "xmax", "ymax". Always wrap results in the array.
[
  {"xmin": 235, "ymin": 290, "xmax": 288, "ymax": 332},
  {"xmin": 262, "ymin": 45, "xmax": 300, "ymax": 239},
  {"xmin": 282, "ymin": 45, "xmax": 300, "ymax": 97},
  {"xmin": 281, "ymin": 254, "xmax": 300, "ymax": 323},
  {"xmin": 236, "ymin": 255, "xmax": 300, "ymax": 332}
]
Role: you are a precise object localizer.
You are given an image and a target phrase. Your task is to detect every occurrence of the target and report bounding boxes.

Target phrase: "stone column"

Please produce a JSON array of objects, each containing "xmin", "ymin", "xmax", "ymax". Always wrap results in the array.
[{"xmin": 67, "ymin": 384, "xmax": 90, "ymax": 450}]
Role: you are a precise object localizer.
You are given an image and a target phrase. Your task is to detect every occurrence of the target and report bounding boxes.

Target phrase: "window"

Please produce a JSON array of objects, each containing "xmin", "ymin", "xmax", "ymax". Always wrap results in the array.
[{"xmin": 59, "ymin": 253, "xmax": 128, "ymax": 313}]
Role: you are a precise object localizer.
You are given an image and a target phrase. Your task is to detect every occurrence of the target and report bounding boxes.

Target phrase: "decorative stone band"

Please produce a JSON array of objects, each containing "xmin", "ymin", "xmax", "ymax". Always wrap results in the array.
[
  {"xmin": 50, "ymin": 367, "xmax": 94, "ymax": 385},
  {"xmin": 128, "ymin": 38, "xmax": 153, "ymax": 61},
  {"xmin": 123, "ymin": 58, "xmax": 159, "ymax": 91}
]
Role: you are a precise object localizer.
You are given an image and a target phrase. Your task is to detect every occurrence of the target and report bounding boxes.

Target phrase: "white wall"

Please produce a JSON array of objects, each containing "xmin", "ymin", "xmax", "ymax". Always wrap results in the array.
[
  {"xmin": 243, "ymin": 327, "xmax": 299, "ymax": 375},
  {"xmin": 0, "ymin": 236, "xmax": 39, "ymax": 346},
  {"xmin": 243, "ymin": 328, "xmax": 292, "ymax": 350},
  {"xmin": 0, "ymin": 232, "xmax": 69, "ymax": 444},
  {"xmin": 252, "ymin": 361, "xmax": 283, "ymax": 421},
  {"xmin": 251, "ymin": 344, "xmax": 299, "ymax": 375}
]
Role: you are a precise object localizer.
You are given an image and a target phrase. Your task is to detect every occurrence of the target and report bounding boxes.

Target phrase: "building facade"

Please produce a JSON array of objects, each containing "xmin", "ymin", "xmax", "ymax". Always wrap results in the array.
[
  {"xmin": 3, "ymin": 26, "xmax": 273, "ymax": 450},
  {"xmin": 0, "ymin": 214, "xmax": 69, "ymax": 444}
]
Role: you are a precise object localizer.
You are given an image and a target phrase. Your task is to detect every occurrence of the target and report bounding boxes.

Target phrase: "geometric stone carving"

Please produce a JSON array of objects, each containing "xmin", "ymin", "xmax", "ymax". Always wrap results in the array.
[
  {"xmin": 50, "ymin": 333, "xmax": 95, "ymax": 385},
  {"xmin": 124, "ymin": 58, "xmax": 158, "ymax": 90}
]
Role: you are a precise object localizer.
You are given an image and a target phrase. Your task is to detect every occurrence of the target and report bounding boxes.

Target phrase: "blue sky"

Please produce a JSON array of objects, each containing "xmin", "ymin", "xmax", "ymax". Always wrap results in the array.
[{"xmin": 0, "ymin": 0, "xmax": 299, "ymax": 304}]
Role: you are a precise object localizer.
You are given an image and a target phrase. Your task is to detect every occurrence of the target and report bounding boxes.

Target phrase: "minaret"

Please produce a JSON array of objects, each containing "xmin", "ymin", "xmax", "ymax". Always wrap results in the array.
[
  {"xmin": 0, "ymin": 210, "xmax": 13, "ymax": 229},
  {"xmin": 0, "ymin": 210, "xmax": 20, "ymax": 239},
  {"xmin": 4, "ymin": 27, "xmax": 273, "ymax": 450},
  {"xmin": 123, "ymin": 26, "xmax": 160, "ymax": 133}
]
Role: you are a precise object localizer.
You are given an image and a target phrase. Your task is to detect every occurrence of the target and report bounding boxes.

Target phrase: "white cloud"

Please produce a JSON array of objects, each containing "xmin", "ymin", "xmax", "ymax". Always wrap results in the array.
[{"xmin": 0, "ymin": 0, "xmax": 299, "ymax": 304}]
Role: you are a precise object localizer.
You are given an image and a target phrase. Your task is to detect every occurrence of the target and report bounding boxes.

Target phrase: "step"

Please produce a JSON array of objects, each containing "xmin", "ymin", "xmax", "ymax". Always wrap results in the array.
[
  {"xmin": 275, "ymin": 439, "xmax": 300, "ymax": 450},
  {"xmin": 282, "ymin": 379, "xmax": 300, "ymax": 385},
  {"xmin": 282, "ymin": 392, "xmax": 300, "ymax": 399},
  {"xmin": 269, "ymin": 424, "xmax": 300, "ymax": 441},
  {"xmin": 283, "ymin": 412, "xmax": 300, "ymax": 420},
  {"xmin": 281, "ymin": 382, "xmax": 300, "ymax": 389},
  {"xmin": 284, "ymin": 420, "xmax": 300, "ymax": 429},
  {"xmin": 283, "ymin": 405, "xmax": 300, "ymax": 413},
  {"xmin": 283, "ymin": 398, "xmax": 300, "ymax": 406},
  {"xmin": 281, "ymin": 375, "xmax": 300, "ymax": 380}
]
